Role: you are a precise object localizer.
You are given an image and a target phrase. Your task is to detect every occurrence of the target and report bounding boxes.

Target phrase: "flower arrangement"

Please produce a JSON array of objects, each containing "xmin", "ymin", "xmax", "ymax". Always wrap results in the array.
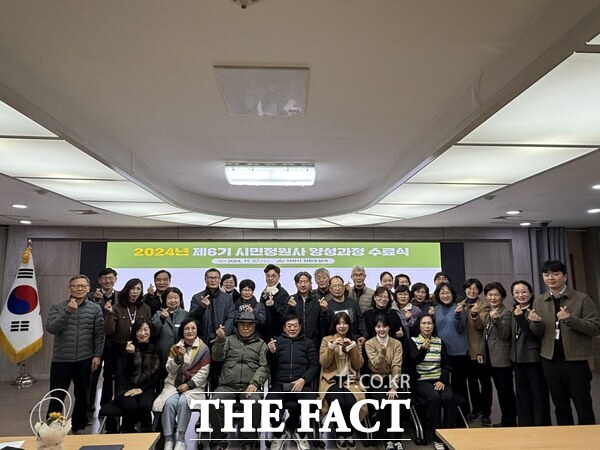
[{"xmin": 29, "ymin": 389, "xmax": 72, "ymax": 450}]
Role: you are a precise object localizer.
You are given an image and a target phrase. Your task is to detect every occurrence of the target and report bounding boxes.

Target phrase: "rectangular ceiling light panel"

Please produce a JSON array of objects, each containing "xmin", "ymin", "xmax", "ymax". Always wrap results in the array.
[
  {"xmin": 0, "ymin": 139, "xmax": 124, "ymax": 180},
  {"xmin": 148, "ymin": 212, "xmax": 225, "ymax": 226},
  {"xmin": 215, "ymin": 66, "xmax": 309, "ymax": 117},
  {"xmin": 409, "ymin": 145, "xmax": 595, "ymax": 185},
  {"xmin": 225, "ymin": 163, "xmax": 316, "ymax": 186},
  {"xmin": 381, "ymin": 183, "xmax": 505, "ymax": 204},
  {"xmin": 83, "ymin": 202, "xmax": 189, "ymax": 217},
  {"xmin": 361, "ymin": 204, "xmax": 454, "ymax": 219},
  {"xmin": 19, "ymin": 179, "xmax": 159, "ymax": 202},
  {"xmin": 276, "ymin": 218, "xmax": 339, "ymax": 229},
  {"xmin": 461, "ymin": 53, "xmax": 600, "ymax": 145},
  {"xmin": 325, "ymin": 213, "xmax": 401, "ymax": 227},
  {"xmin": 0, "ymin": 101, "xmax": 57, "ymax": 137},
  {"xmin": 215, "ymin": 218, "xmax": 276, "ymax": 229}
]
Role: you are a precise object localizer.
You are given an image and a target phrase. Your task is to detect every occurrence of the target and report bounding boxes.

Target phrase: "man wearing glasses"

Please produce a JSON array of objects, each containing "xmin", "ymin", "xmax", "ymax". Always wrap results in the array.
[{"xmin": 46, "ymin": 275, "xmax": 104, "ymax": 434}]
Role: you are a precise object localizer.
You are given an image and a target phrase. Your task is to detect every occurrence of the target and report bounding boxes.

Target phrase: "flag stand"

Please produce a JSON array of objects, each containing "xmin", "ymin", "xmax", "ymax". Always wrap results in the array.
[{"xmin": 11, "ymin": 362, "xmax": 37, "ymax": 389}]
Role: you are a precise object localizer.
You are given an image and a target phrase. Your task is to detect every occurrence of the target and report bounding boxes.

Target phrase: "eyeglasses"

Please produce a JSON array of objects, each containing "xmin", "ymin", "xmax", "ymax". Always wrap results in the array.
[
  {"xmin": 69, "ymin": 284, "xmax": 89, "ymax": 289},
  {"xmin": 205, "ymin": 276, "xmax": 220, "ymax": 281}
]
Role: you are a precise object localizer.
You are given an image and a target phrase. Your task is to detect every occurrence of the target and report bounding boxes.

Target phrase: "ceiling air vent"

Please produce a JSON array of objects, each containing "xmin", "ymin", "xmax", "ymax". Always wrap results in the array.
[{"xmin": 68, "ymin": 209, "xmax": 100, "ymax": 215}]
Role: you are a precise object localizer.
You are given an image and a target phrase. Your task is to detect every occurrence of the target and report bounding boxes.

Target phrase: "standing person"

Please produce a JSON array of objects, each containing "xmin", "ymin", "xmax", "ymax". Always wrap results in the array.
[
  {"xmin": 510, "ymin": 280, "xmax": 551, "ymax": 426},
  {"xmin": 144, "ymin": 270, "xmax": 172, "ymax": 316},
  {"xmin": 103, "ymin": 278, "xmax": 153, "ymax": 431},
  {"xmin": 529, "ymin": 260, "xmax": 600, "ymax": 425},
  {"xmin": 409, "ymin": 314, "xmax": 455, "ymax": 450},
  {"xmin": 432, "ymin": 283, "xmax": 469, "ymax": 413},
  {"xmin": 363, "ymin": 286, "xmax": 402, "ymax": 340},
  {"xmin": 113, "ymin": 317, "xmax": 162, "ymax": 433},
  {"xmin": 220, "ymin": 274, "xmax": 240, "ymax": 303},
  {"xmin": 347, "ymin": 265, "xmax": 375, "ymax": 313},
  {"xmin": 233, "ymin": 279, "xmax": 266, "ymax": 326},
  {"xmin": 86, "ymin": 268, "xmax": 118, "ymax": 423},
  {"xmin": 327, "ymin": 275, "xmax": 368, "ymax": 345},
  {"xmin": 312, "ymin": 268, "xmax": 332, "ymax": 301},
  {"xmin": 463, "ymin": 278, "xmax": 493, "ymax": 426},
  {"xmin": 266, "ymin": 314, "xmax": 320, "ymax": 450},
  {"xmin": 394, "ymin": 274, "xmax": 411, "ymax": 290},
  {"xmin": 286, "ymin": 272, "xmax": 331, "ymax": 349},
  {"xmin": 391, "ymin": 285, "xmax": 421, "ymax": 338},
  {"xmin": 411, "ymin": 283, "xmax": 434, "ymax": 313},
  {"xmin": 151, "ymin": 287, "xmax": 189, "ymax": 364},
  {"xmin": 46, "ymin": 275, "xmax": 104, "ymax": 434},
  {"xmin": 259, "ymin": 264, "xmax": 290, "ymax": 342},
  {"xmin": 189, "ymin": 268, "xmax": 235, "ymax": 345},
  {"xmin": 153, "ymin": 318, "xmax": 211, "ymax": 450},
  {"xmin": 477, "ymin": 282, "xmax": 517, "ymax": 427},
  {"xmin": 379, "ymin": 271, "xmax": 394, "ymax": 291}
]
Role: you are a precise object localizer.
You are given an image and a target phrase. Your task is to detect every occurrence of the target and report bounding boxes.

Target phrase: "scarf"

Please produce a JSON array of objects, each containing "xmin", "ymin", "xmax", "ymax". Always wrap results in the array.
[{"xmin": 171, "ymin": 337, "xmax": 211, "ymax": 386}]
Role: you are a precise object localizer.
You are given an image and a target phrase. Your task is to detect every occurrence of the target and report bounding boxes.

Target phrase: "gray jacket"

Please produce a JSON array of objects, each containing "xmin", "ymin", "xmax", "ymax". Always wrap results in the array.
[
  {"xmin": 510, "ymin": 308, "xmax": 542, "ymax": 364},
  {"xmin": 479, "ymin": 304, "xmax": 512, "ymax": 368},
  {"xmin": 47, "ymin": 299, "xmax": 104, "ymax": 362}
]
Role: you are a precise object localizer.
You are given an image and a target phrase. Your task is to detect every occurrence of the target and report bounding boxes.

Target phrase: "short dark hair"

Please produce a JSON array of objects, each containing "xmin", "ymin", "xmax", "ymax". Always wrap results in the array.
[
  {"xmin": 540, "ymin": 260, "xmax": 567, "ymax": 274},
  {"xmin": 379, "ymin": 271, "xmax": 393, "ymax": 282},
  {"xmin": 417, "ymin": 313, "xmax": 436, "ymax": 335},
  {"xmin": 433, "ymin": 282, "xmax": 457, "ymax": 304},
  {"xmin": 130, "ymin": 317, "xmax": 152, "ymax": 343},
  {"xmin": 178, "ymin": 318, "xmax": 200, "ymax": 340},
  {"xmin": 117, "ymin": 278, "xmax": 144, "ymax": 307},
  {"xmin": 434, "ymin": 271, "xmax": 451, "ymax": 282},
  {"xmin": 330, "ymin": 275, "xmax": 344, "ymax": 285},
  {"xmin": 411, "ymin": 282, "xmax": 430, "ymax": 297},
  {"xmin": 239, "ymin": 279, "xmax": 256, "ymax": 291},
  {"xmin": 98, "ymin": 268, "xmax": 117, "ymax": 278},
  {"xmin": 463, "ymin": 278, "xmax": 483, "ymax": 292},
  {"xmin": 373, "ymin": 314, "xmax": 390, "ymax": 329},
  {"xmin": 329, "ymin": 311, "xmax": 356, "ymax": 340},
  {"xmin": 154, "ymin": 269, "xmax": 171, "ymax": 281},
  {"xmin": 394, "ymin": 273, "xmax": 411, "ymax": 288},
  {"xmin": 70, "ymin": 274, "xmax": 90, "ymax": 285},
  {"xmin": 294, "ymin": 271, "xmax": 312, "ymax": 283},
  {"xmin": 161, "ymin": 287, "xmax": 185, "ymax": 309},
  {"xmin": 264, "ymin": 264, "xmax": 281, "ymax": 274},
  {"xmin": 371, "ymin": 286, "xmax": 392, "ymax": 309},
  {"xmin": 205, "ymin": 268, "xmax": 221, "ymax": 278},
  {"xmin": 283, "ymin": 313, "xmax": 300, "ymax": 325},
  {"xmin": 484, "ymin": 281, "xmax": 507, "ymax": 299},
  {"xmin": 221, "ymin": 273, "xmax": 238, "ymax": 286},
  {"xmin": 511, "ymin": 280, "xmax": 533, "ymax": 296}
]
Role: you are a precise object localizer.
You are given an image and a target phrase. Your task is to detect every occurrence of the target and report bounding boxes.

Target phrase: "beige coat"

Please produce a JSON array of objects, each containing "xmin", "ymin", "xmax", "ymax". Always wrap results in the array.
[{"xmin": 466, "ymin": 297, "xmax": 490, "ymax": 360}]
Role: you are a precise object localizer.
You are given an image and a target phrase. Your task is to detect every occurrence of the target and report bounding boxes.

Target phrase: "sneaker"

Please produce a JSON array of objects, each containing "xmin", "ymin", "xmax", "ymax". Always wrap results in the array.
[
  {"xmin": 335, "ymin": 439, "xmax": 347, "ymax": 450},
  {"xmin": 434, "ymin": 441, "xmax": 445, "ymax": 450},
  {"xmin": 270, "ymin": 435, "xmax": 285, "ymax": 450},
  {"xmin": 292, "ymin": 431, "xmax": 309, "ymax": 450},
  {"xmin": 164, "ymin": 441, "xmax": 174, "ymax": 450},
  {"xmin": 467, "ymin": 412, "xmax": 481, "ymax": 422},
  {"xmin": 174, "ymin": 441, "xmax": 186, "ymax": 450},
  {"xmin": 394, "ymin": 443, "xmax": 404, "ymax": 450},
  {"xmin": 481, "ymin": 416, "xmax": 492, "ymax": 427},
  {"xmin": 385, "ymin": 442, "xmax": 395, "ymax": 450},
  {"xmin": 346, "ymin": 438, "xmax": 356, "ymax": 450}
]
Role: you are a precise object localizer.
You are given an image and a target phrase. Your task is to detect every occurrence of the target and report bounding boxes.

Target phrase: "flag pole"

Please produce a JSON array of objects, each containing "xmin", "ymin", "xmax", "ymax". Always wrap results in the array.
[{"xmin": 11, "ymin": 361, "xmax": 37, "ymax": 388}]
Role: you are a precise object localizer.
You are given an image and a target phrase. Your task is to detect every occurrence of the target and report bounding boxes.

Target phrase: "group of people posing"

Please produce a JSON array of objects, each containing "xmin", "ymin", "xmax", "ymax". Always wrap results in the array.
[{"xmin": 45, "ymin": 260, "xmax": 599, "ymax": 450}]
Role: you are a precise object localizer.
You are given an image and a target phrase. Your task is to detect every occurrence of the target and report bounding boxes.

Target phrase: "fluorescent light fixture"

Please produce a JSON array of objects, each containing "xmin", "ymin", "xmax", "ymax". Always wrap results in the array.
[
  {"xmin": 276, "ymin": 218, "xmax": 339, "ymax": 229},
  {"xmin": 506, "ymin": 210, "xmax": 521, "ymax": 215},
  {"xmin": 215, "ymin": 218, "xmax": 276, "ymax": 229},
  {"xmin": 592, "ymin": 184, "xmax": 600, "ymax": 190},
  {"xmin": 460, "ymin": 53, "xmax": 600, "ymax": 145},
  {"xmin": 18, "ymin": 179, "xmax": 159, "ymax": 202},
  {"xmin": 587, "ymin": 33, "xmax": 600, "ymax": 45},
  {"xmin": 409, "ymin": 145, "xmax": 594, "ymax": 185},
  {"xmin": 381, "ymin": 183, "xmax": 503, "ymax": 205},
  {"xmin": 361, "ymin": 204, "xmax": 454, "ymax": 219},
  {"xmin": 0, "ymin": 101, "xmax": 57, "ymax": 137},
  {"xmin": 148, "ymin": 212, "xmax": 225, "ymax": 225},
  {"xmin": 588, "ymin": 208, "xmax": 600, "ymax": 214},
  {"xmin": 215, "ymin": 66, "xmax": 309, "ymax": 117},
  {"xmin": 19, "ymin": 220, "xmax": 32, "ymax": 225},
  {"xmin": 520, "ymin": 222, "xmax": 532, "ymax": 226},
  {"xmin": 324, "ymin": 213, "xmax": 401, "ymax": 227},
  {"xmin": 224, "ymin": 163, "xmax": 316, "ymax": 186},
  {"xmin": 0, "ymin": 139, "xmax": 124, "ymax": 180},
  {"xmin": 11, "ymin": 204, "xmax": 27, "ymax": 209},
  {"xmin": 83, "ymin": 202, "xmax": 189, "ymax": 217}
]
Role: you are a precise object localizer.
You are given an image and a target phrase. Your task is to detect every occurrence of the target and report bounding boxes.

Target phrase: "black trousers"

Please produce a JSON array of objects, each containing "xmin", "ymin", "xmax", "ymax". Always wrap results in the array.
[
  {"xmin": 324, "ymin": 385, "xmax": 357, "ymax": 438},
  {"xmin": 489, "ymin": 365, "xmax": 517, "ymax": 426},
  {"xmin": 266, "ymin": 383, "xmax": 315, "ymax": 435},
  {"xmin": 114, "ymin": 390, "xmax": 155, "ymax": 432},
  {"xmin": 466, "ymin": 358, "xmax": 493, "ymax": 417},
  {"xmin": 448, "ymin": 354, "xmax": 469, "ymax": 411},
  {"xmin": 415, "ymin": 380, "xmax": 455, "ymax": 441},
  {"xmin": 514, "ymin": 362, "xmax": 551, "ymax": 426},
  {"xmin": 541, "ymin": 358, "xmax": 596, "ymax": 425},
  {"xmin": 48, "ymin": 358, "xmax": 92, "ymax": 431}
]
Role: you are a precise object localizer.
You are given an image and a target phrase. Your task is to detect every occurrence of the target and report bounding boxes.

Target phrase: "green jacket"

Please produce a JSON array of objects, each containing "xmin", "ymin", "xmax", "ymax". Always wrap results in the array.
[
  {"xmin": 212, "ymin": 330, "xmax": 269, "ymax": 390},
  {"xmin": 530, "ymin": 287, "xmax": 600, "ymax": 361}
]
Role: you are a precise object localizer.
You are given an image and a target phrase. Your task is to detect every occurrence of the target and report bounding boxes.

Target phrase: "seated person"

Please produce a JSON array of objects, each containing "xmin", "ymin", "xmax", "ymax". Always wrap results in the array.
[
  {"xmin": 319, "ymin": 312, "xmax": 366, "ymax": 450},
  {"xmin": 153, "ymin": 318, "xmax": 210, "ymax": 450},
  {"xmin": 113, "ymin": 317, "xmax": 162, "ymax": 433},
  {"xmin": 209, "ymin": 311, "xmax": 269, "ymax": 450},
  {"xmin": 266, "ymin": 314, "xmax": 320, "ymax": 450},
  {"xmin": 409, "ymin": 314, "xmax": 455, "ymax": 450},
  {"xmin": 364, "ymin": 314, "xmax": 403, "ymax": 450}
]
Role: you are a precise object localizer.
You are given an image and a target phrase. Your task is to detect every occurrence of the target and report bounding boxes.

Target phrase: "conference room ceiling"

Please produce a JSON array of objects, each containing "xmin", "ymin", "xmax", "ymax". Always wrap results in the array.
[{"xmin": 1, "ymin": 0, "xmax": 600, "ymax": 229}]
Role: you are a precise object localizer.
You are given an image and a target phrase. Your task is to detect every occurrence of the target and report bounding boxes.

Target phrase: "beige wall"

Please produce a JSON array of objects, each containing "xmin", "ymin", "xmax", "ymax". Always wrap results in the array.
[{"xmin": 0, "ymin": 225, "xmax": 533, "ymax": 381}]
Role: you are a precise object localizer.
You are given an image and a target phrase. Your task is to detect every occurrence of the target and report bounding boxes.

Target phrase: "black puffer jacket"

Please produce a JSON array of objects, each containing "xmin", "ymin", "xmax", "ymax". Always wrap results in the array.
[
  {"xmin": 270, "ymin": 332, "xmax": 320, "ymax": 385},
  {"xmin": 47, "ymin": 299, "xmax": 104, "ymax": 362}
]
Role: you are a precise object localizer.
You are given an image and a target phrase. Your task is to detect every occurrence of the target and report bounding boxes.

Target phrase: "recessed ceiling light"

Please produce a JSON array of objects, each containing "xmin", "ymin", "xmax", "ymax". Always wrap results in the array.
[
  {"xmin": 520, "ymin": 222, "xmax": 531, "ymax": 226},
  {"xmin": 588, "ymin": 208, "xmax": 600, "ymax": 214},
  {"xmin": 11, "ymin": 204, "xmax": 27, "ymax": 209},
  {"xmin": 224, "ymin": 163, "xmax": 316, "ymax": 186},
  {"xmin": 19, "ymin": 220, "xmax": 32, "ymax": 225},
  {"xmin": 592, "ymin": 184, "xmax": 600, "ymax": 190},
  {"xmin": 506, "ymin": 210, "xmax": 521, "ymax": 215}
]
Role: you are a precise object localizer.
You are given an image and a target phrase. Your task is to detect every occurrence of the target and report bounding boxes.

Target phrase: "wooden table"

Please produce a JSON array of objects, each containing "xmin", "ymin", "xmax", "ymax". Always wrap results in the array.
[
  {"xmin": 437, "ymin": 424, "xmax": 600, "ymax": 450},
  {"xmin": 0, "ymin": 432, "xmax": 159, "ymax": 450}
]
